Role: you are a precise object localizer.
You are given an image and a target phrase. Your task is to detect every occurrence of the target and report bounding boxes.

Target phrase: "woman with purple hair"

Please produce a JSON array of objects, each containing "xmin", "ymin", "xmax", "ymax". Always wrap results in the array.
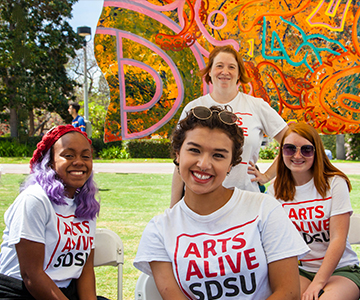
[{"xmin": 0, "ymin": 125, "xmax": 104, "ymax": 300}]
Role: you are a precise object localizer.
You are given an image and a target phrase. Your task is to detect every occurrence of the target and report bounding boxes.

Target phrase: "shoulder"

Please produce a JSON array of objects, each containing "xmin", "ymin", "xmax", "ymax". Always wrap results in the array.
[
  {"xmin": 77, "ymin": 115, "xmax": 85, "ymax": 123},
  {"xmin": 183, "ymin": 94, "xmax": 212, "ymax": 109},
  {"xmin": 234, "ymin": 188, "xmax": 280, "ymax": 211},
  {"xmin": 19, "ymin": 184, "xmax": 51, "ymax": 208},
  {"xmin": 5, "ymin": 184, "xmax": 52, "ymax": 220},
  {"xmin": 329, "ymin": 175, "xmax": 350, "ymax": 191}
]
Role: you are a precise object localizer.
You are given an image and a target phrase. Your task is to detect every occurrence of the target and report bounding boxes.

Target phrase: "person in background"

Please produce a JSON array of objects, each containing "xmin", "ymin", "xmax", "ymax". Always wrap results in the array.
[
  {"xmin": 134, "ymin": 106, "xmax": 309, "ymax": 300},
  {"xmin": 171, "ymin": 45, "xmax": 288, "ymax": 206},
  {"xmin": 68, "ymin": 102, "xmax": 86, "ymax": 132},
  {"xmin": 0, "ymin": 125, "xmax": 106, "ymax": 300},
  {"xmin": 267, "ymin": 122, "xmax": 360, "ymax": 300}
]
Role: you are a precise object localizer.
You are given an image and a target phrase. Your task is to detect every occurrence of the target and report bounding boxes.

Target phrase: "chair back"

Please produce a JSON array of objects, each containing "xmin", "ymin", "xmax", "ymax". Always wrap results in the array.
[
  {"xmin": 349, "ymin": 214, "xmax": 360, "ymax": 245},
  {"xmin": 94, "ymin": 228, "xmax": 124, "ymax": 300},
  {"xmin": 135, "ymin": 272, "xmax": 162, "ymax": 300}
]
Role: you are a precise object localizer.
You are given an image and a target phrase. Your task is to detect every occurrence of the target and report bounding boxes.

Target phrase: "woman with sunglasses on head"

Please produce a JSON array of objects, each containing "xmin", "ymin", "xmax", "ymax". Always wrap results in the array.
[
  {"xmin": 267, "ymin": 122, "xmax": 360, "ymax": 300},
  {"xmin": 134, "ymin": 106, "xmax": 309, "ymax": 300},
  {"xmin": 171, "ymin": 45, "xmax": 288, "ymax": 206},
  {"xmin": 0, "ymin": 125, "xmax": 106, "ymax": 300}
]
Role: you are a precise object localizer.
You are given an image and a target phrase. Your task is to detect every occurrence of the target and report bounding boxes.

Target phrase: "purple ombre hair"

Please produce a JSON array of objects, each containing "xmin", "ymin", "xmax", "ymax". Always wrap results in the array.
[{"xmin": 21, "ymin": 149, "xmax": 100, "ymax": 220}]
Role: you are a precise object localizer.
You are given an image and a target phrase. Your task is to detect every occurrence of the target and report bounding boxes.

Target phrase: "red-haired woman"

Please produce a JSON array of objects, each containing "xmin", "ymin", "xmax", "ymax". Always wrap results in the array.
[{"xmin": 268, "ymin": 122, "xmax": 360, "ymax": 300}]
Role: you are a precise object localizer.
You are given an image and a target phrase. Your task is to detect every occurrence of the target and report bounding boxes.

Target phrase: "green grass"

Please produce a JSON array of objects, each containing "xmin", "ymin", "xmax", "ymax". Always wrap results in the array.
[{"xmin": 1, "ymin": 174, "xmax": 360, "ymax": 300}]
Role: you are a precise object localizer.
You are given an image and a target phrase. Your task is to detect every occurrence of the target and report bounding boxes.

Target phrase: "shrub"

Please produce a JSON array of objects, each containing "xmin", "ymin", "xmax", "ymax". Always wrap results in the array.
[
  {"xmin": 98, "ymin": 146, "xmax": 129, "ymax": 159},
  {"xmin": 259, "ymin": 140, "xmax": 279, "ymax": 160},
  {"xmin": 0, "ymin": 139, "xmax": 36, "ymax": 157},
  {"xmin": 320, "ymin": 134, "xmax": 336, "ymax": 159},
  {"xmin": 91, "ymin": 138, "xmax": 122, "ymax": 158},
  {"xmin": 346, "ymin": 133, "xmax": 360, "ymax": 161},
  {"xmin": 127, "ymin": 139, "xmax": 171, "ymax": 158}
]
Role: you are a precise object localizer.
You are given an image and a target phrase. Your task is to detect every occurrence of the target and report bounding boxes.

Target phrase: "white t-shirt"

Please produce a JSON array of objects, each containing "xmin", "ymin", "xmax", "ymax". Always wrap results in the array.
[
  {"xmin": 179, "ymin": 92, "xmax": 287, "ymax": 192},
  {"xmin": 267, "ymin": 176, "xmax": 359, "ymax": 272},
  {"xmin": 134, "ymin": 188, "xmax": 309, "ymax": 299},
  {"xmin": 0, "ymin": 184, "xmax": 97, "ymax": 288}
]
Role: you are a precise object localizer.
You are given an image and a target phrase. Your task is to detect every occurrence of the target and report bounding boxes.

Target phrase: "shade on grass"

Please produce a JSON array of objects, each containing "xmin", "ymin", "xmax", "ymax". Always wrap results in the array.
[{"xmin": 0, "ymin": 173, "xmax": 360, "ymax": 300}]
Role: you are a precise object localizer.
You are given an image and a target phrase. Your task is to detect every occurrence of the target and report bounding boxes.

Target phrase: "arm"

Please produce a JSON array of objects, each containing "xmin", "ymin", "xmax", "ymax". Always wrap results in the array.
[
  {"xmin": 267, "ymin": 256, "xmax": 301, "ymax": 300},
  {"xmin": 150, "ymin": 261, "xmax": 188, "ymax": 300},
  {"xmin": 76, "ymin": 249, "xmax": 97, "ymax": 300},
  {"xmin": 248, "ymin": 126, "xmax": 288, "ymax": 185},
  {"xmin": 301, "ymin": 213, "xmax": 350, "ymax": 300},
  {"xmin": 16, "ymin": 239, "xmax": 68, "ymax": 300},
  {"xmin": 79, "ymin": 117, "xmax": 86, "ymax": 132},
  {"xmin": 170, "ymin": 167, "xmax": 184, "ymax": 208}
]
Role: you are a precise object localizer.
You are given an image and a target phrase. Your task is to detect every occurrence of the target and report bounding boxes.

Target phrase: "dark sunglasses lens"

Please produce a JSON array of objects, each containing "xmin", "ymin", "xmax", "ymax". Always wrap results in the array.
[
  {"xmin": 283, "ymin": 144, "xmax": 297, "ymax": 156},
  {"xmin": 301, "ymin": 145, "xmax": 314, "ymax": 157},
  {"xmin": 193, "ymin": 107, "xmax": 211, "ymax": 119},
  {"xmin": 219, "ymin": 111, "xmax": 237, "ymax": 124}
]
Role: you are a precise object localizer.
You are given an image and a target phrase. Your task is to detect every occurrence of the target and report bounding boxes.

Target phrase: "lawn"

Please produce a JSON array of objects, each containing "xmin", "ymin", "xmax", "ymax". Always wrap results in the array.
[{"xmin": 0, "ymin": 173, "xmax": 360, "ymax": 300}]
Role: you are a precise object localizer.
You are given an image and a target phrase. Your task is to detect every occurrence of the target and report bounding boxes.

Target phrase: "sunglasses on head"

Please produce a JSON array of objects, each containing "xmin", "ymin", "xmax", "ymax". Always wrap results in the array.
[
  {"xmin": 283, "ymin": 144, "xmax": 315, "ymax": 157},
  {"xmin": 191, "ymin": 106, "xmax": 238, "ymax": 125}
]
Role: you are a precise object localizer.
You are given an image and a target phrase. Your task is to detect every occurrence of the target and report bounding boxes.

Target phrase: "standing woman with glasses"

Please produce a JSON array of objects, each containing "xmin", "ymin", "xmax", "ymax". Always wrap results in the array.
[
  {"xmin": 171, "ymin": 45, "xmax": 288, "ymax": 206},
  {"xmin": 267, "ymin": 122, "xmax": 360, "ymax": 300},
  {"xmin": 135, "ymin": 106, "xmax": 309, "ymax": 300}
]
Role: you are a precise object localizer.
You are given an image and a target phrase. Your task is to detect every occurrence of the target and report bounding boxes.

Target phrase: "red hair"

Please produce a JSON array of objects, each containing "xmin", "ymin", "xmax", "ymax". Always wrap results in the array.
[
  {"xmin": 200, "ymin": 45, "xmax": 251, "ymax": 85},
  {"xmin": 274, "ymin": 122, "xmax": 351, "ymax": 201}
]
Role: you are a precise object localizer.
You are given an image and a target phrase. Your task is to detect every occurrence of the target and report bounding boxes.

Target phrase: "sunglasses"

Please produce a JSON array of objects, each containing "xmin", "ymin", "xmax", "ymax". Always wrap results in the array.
[
  {"xmin": 283, "ymin": 144, "xmax": 315, "ymax": 157},
  {"xmin": 191, "ymin": 106, "xmax": 238, "ymax": 125}
]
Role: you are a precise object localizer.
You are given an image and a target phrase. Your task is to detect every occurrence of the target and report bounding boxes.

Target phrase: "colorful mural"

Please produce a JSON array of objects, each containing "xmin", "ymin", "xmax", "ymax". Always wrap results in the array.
[{"xmin": 94, "ymin": 0, "xmax": 360, "ymax": 142}]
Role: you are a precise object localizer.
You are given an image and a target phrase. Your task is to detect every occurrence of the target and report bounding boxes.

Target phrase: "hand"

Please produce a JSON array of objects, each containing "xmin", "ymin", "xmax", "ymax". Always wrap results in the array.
[
  {"xmin": 301, "ymin": 281, "xmax": 324, "ymax": 300},
  {"xmin": 248, "ymin": 161, "xmax": 270, "ymax": 185}
]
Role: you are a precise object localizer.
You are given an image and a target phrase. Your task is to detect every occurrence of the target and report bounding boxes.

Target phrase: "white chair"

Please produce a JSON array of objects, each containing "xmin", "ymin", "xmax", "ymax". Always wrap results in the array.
[
  {"xmin": 135, "ymin": 272, "xmax": 162, "ymax": 300},
  {"xmin": 349, "ymin": 214, "xmax": 360, "ymax": 244},
  {"xmin": 94, "ymin": 228, "xmax": 124, "ymax": 300}
]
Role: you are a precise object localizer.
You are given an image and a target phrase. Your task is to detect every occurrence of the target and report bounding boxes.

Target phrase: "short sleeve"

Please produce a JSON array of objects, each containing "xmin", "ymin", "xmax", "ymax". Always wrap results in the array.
[
  {"xmin": 260, "ymin": 197, "xmax": 309, "ymax": 263},
  {"xmin": 6, "ymin": 194, "xmax": 51, "ymax": 246},
  {"xmin": 256, "ymin": 100, "xmax": 287, "ymax": 139},
  {"xmin": 133, "ymin": 217, "xmax": 171, "ymax": 275},
  {"xmin": 330, "ymin": 176, "xmax": 352, "ymax": 217}
]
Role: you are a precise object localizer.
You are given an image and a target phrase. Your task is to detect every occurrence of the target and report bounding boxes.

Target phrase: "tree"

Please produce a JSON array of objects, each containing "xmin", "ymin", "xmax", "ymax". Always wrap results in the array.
[
  {"xmin": 67, "ymin": 42, "xmax": 103, "ymax": 98},
  {"xmin": 0, "ymin": 0, "xmax": 83, "ymax": 137},
  {"xmin": 67, "ymin": 42, "xmax": 111, "ymax": 139}
]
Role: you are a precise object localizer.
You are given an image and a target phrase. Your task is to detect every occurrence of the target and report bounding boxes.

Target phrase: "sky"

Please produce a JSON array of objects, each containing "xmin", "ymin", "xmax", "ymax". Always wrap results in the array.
[{"xmin": 68, "ymin": 0, "xmax": 105, "ymax": 43}]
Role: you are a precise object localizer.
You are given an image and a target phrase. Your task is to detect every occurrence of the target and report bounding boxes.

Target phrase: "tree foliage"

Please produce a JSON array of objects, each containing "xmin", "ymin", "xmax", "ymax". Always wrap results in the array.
[{"xmin": 0, "ymin": 0, "xmax": 83, "ymax": 137}]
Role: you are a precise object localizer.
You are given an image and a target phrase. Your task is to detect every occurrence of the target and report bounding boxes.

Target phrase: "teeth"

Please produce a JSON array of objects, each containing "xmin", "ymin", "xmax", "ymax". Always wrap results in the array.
[
  {"xmin": 70, "ymin": 171, "xmax": 84, "ymax": 175},
  {"xmin": 193, "ymin": 172, "xmax": 211, "ymax": 180}
]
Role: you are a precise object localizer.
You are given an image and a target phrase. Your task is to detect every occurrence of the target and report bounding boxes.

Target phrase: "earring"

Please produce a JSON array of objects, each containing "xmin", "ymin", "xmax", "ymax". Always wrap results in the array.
[
  {"xmin": 173, "ymin": 158, "xmax": 179, "ymax": 167},
  {"xmin": 173, "ymin": 158, "xmax": 180, "ymax": 175}
]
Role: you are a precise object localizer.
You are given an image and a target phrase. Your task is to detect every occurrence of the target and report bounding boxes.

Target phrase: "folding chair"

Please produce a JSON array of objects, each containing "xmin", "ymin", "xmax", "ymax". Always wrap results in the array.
[
  {"xmin": 94, "ymin": 228, "xmax": 124, "ymax": 300},
  {"xmin": 349, "ymin": 213, "xmax": 360, "ymax": 245},
  {"xmin": 135, "ymin": 272, "xmax": 162, "ymax": 300}
]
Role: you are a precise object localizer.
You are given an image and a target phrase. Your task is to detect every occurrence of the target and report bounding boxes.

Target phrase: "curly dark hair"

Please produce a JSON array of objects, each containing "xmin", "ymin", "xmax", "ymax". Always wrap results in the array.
[{"xmin": 171, "ymin": 105, "xmax": 244, "ymax": 167}]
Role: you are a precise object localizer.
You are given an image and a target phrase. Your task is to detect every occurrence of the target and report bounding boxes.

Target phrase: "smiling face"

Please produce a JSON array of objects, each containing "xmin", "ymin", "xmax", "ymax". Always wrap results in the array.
[
  {"xmin": 176, "ymin": 127, "xmax": 233, "ymax": 197},
  {"xmin": 209, "ymin": 52, "xmax": 240, "ymax": 91},
  {"xmin": 283, "ymin": 132, "xmax": 315, "ymax": 185},
  {"xmin": 52, "ymin": 132, "xmax": 93, "ymax": 198}
]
